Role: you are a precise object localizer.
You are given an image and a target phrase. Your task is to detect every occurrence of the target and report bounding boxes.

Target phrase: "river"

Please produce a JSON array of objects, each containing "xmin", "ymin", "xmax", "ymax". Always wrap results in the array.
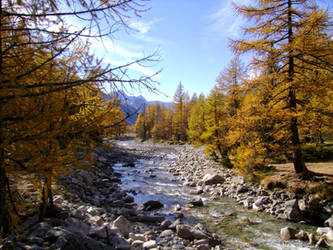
[{"xmin": 113, "ymin": 139, "xmax": 322, "ymax": 249}]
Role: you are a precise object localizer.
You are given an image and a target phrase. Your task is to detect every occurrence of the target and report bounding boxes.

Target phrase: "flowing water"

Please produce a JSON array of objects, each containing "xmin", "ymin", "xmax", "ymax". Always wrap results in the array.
[{"xmin": 113, "ymin": 140, "xmax": 322, "ymax": 249}]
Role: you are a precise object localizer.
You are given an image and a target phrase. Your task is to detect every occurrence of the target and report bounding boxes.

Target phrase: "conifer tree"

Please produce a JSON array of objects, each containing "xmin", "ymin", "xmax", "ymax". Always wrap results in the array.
[
  {"xmin": 201, "ymin": 87, "xmax": 232, "ymax": 167},
  {"xmin": 231, "ymin": 0, "xmax": 333, "ymax": 175},
  {"xmin": 0, "ymin": 0, "xmax": 157, "ymax": 233},
  {"xmin": 188, "ymin": 93, "xmax": 206, "ymax": 146},
  {"xmin": 172, "ymin": 82, "xmax": 187, "ymax": 141}
]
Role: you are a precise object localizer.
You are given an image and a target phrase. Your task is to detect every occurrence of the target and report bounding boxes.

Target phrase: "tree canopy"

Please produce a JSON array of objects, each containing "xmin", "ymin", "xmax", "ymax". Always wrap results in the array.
[{"xmin": 0, "ymin": 0, "xmax": 158, "ymax": 234}]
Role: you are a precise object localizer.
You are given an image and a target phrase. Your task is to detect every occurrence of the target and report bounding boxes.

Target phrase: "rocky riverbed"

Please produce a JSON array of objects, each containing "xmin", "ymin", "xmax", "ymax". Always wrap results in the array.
[
  {"xmin": 1, "ymin": 138, "xmax": 332, "ymax": 249},
  {"xmin": 164, "ymin": 142, "xmax": 333, "ymax": 248}
]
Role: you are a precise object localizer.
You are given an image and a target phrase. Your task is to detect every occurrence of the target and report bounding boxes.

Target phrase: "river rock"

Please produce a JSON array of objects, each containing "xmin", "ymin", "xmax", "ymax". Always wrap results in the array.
[
  {"xmin": 253, "ymin": 197, "xmax": 265, "ymax": 212},
  {"xmin": 174, "ymin": 212, "xmax": 184, "ymax": 219},
  {"xmin": 142, "ymin": 240, "xmax": 157, "ymax": 249},
  {"xmin": 142, "ymin": 200, "xmax": 164, "ymax": 211},
  {"xmin": 160, "ymin": 229, "xmax": 174, "ymax": 237},
  {"xmin": 237, "ymin": 185, "xmax": 249, "ymax": 194},
  {"xmin": 73, "ymin": 206, "xmax": 86, "ymax": 219},
  {"xmin": 298, "ymin": 197, "xmax": 322, "ymax": 221},
  {"xmin": 129, "ymin": 233, "xmax": 146, "ymax": 241},
  {"xmin": 89, "ymin": 226, "xmax": 114, "ymax": 239},
  {"xmin": 243, "ymin": 197, "xmax": 254, "ymax": 209},
  {"xmin": 135, "ymin": 215, "xmax": 165, "ymax": 223},
  {"xmin": 191, "ymin": 229, "xmax": 211, "ymax": 240},
  {"xmin": 317, "ymin": 227, "xmax": 331, "ymax": 235},
  {"xmin": 112, "ymin": 215, "xmax": 132, "ymax": 237},
  {"xmin": 30, "ymin": 222, "xmax": 53, "ymax": 238},
  {"xmin": 186, "ymin": 197, "xmax": 204, "ymax": 207},
  {"xmin": 280, "ymin": 227, "xmax": 297, "ymax": 241},
  {"xmin": 169, "ymin": 219, "xmax": 182, "ymax": 230},
  {"xmin": 175, "ymin": 204, "xmax": 181, "ymax": 211},
  {"xmin": 161, "ymin": 220, "xmax": 172, "ymax": 229},
  {"xmin": 196, "ymin": 245, "xmax": 210, "ymax": 250},
  {"xmin": 65, "ymin": 218, "xmax": 90, "ymax": 236},
  {"xmin": 195, "ymin": 239, "xmax": 210, "ymax": 245},
  {"xmin": 326, "ymin": 230, "xmax": 333, "ymax": 246},
  {"xmin": 284, "ymin": 199, "xmax": 302, "ymax": 222},
  {"xmin": 132, "ymin": 240, "xmax": 144, "ymax": 248},
  {"xmin": 79, "ymin": 170, "xmax": 94, "ymax": 185},
  {"xmin": 202, "ymin": 173, "xmax": 225, "ymax": 185},
  {"xmin": 176, "ymin": 225, "xmax": 193, "ymax": 239},
  {"xmin": 325, "ymin": 216, "xmax": 333, "ymax": 229},
  {"xmin": 88, "ymin": 215, "xmax": 104, "ymax": 226}
]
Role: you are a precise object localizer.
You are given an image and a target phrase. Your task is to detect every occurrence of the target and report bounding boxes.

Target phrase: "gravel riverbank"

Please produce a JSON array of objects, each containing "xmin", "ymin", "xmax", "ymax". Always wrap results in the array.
[{"xmin": 1, "ymin": 138, "xmax": 332, "ymax": 249}]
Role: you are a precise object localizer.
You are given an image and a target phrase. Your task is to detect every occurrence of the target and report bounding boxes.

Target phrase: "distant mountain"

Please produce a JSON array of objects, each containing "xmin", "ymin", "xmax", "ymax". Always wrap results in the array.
[{"xmin": 103, "ymin": 90, "xmax": 172, "ymax": 125}]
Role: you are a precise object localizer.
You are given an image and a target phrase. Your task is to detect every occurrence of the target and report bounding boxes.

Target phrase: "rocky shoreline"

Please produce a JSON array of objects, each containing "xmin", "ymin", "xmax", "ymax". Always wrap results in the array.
[
  {"xmin": 166, "ymin": 143, "xmax": 333, "ymax": 248},
  {"xmin": 0, "ymin": 141, "xmax": 221, "ymax": 250},
  {"xmin": 1, "ymin": 138, "xmax": 332, "ymax": 249}
]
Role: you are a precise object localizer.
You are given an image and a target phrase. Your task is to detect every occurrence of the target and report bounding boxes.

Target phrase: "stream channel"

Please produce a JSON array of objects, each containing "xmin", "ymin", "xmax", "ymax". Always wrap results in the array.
[{"xmin": 113, "ymin": 140, "xmax": 321, "ymax": 249}]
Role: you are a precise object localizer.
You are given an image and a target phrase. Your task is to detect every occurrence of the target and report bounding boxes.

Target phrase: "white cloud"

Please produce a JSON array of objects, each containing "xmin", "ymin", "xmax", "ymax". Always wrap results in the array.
[
  {"xmin": 207, "ymin": 0, "xmax": 251, "ymax": 38},
  {"xmin": 129, "ymin": 18, "xmax": 163, "ymax": 34},
  {"xmin": 102, "ymin": 58, "xmax": 160, "ymax": 79},
  {"xmin": 90, "ymin": 38, "xmax": 142, "ymax": 59},
  {"xmin": 129, "ymin": 63, "xmax": 160, "ymax": 79}
]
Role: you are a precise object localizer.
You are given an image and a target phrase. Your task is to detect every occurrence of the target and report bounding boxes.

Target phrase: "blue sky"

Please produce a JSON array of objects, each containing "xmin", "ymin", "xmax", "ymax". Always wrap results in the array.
[{"xmin": 91, "ymin": 0, "xmax": 331, "ymax": 102}]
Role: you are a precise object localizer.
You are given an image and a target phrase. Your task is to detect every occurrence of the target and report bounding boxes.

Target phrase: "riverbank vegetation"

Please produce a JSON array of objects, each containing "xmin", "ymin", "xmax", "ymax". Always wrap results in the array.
[
  {"xmin": 0, "ymin": 0, "xmax": 157, "ymax": 234},
  {"xmin": 135, "ymin": 0, "xmax": 333, "ymax": 181}
]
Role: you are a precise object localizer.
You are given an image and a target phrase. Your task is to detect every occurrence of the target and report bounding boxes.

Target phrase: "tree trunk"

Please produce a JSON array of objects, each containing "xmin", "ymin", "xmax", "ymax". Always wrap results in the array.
[
  {"xmin": 39, "ymin": 176, "xmax": 54, "ymax": 220},
  {"xmin": 287, "ymin": 0, "xmax": 308, "ymax": 174},
  {"xmin": 0, "ymin": 163, "xmax": 10, "ymax": 234}
]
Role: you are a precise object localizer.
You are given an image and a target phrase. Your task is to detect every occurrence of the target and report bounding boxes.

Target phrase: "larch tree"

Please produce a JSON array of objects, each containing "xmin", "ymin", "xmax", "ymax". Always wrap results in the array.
[
  {"xmin": 216, "ymin": 56, "xmax": 246, "ymax": 117},
  {"xmin": 152, "ymin": 104, "xmax": 172, "ymax": 141},
  {"xmin": 201, "ymin": 86, "xmax": 232, "ymax": 167},
  {"xmin": 187, "ymin": 93, "xmax": 206, "ymax": 146},
  {"xmin": 0, "ymin": 0, "xmax": 158, "ymax": 233},
  {"xmin": 231, "ymin": 0, "xmax": 333, "ymax": 175},
  {"xmin": 172, "ymin": 82, "xmax": 187, "ymax": 141}
]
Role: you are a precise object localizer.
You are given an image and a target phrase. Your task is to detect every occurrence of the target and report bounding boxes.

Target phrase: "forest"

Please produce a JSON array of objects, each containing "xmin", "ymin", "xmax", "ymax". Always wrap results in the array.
[
  {"xmin": 0, "ymin": 0, "xmax": 332, "ymax": 239},
  {"xmin": 134, "ymin": 1, "xmax": 333, "ymax": 179},
  {"xmin": 0, "ymin": 0, "xmax": 156, "ymax": 234}
]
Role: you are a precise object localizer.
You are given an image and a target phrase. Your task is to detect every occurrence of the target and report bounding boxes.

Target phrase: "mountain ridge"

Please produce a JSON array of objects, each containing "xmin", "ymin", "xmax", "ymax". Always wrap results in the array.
[{"xmin": 103, "ymin": 90, "xmax": 172, "ymax": 125}]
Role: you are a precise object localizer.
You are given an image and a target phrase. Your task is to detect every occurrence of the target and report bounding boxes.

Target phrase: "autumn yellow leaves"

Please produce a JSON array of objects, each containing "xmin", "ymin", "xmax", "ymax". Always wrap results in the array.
[
  {"xmin": 135, "ymin": 0, "xmax": 333, "ymax": 179},
  {"xmin": 0, "ymin": 0, "xmax": 152, "ymax": 234}
]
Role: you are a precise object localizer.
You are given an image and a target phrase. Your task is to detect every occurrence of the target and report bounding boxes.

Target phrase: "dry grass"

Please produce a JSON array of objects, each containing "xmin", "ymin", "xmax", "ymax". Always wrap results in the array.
[
  {"xmin": 261, "ymin": 161, "xmax": 333, "ymax": 200},
  {"xmin": 274, "ymin": 162, "xmax": 333, "ymax": 176}
]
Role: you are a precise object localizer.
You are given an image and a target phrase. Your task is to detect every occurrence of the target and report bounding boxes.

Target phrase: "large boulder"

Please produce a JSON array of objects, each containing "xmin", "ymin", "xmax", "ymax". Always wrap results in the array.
[
  {"xmin": 112, "ymin": 215, "xmax": 132, "ymax": 237},
  {"xmin": 280, "ymin": 227, "xmax": 297, "ymax": 241},
  {"xmin": 176, "ymin": 225, "xmax": 192, "ymax": 239},
  {"xmin": 284, "ymin": 199, "xmax": 303, "ymax": 222},
  {"xmin": 202, "ymin": 174, "xmax": 225, "ymax": 185},
  {"xmin": 298, "ymin": 198, "xmax": 323, "ymax": 222},
  {"xmin": 65, "ymin": 218, "xmax": 90, "ymax": 236},
  {"xmin": 142, "ymin": 200, "xmax": 164, "ymax": 211}
]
